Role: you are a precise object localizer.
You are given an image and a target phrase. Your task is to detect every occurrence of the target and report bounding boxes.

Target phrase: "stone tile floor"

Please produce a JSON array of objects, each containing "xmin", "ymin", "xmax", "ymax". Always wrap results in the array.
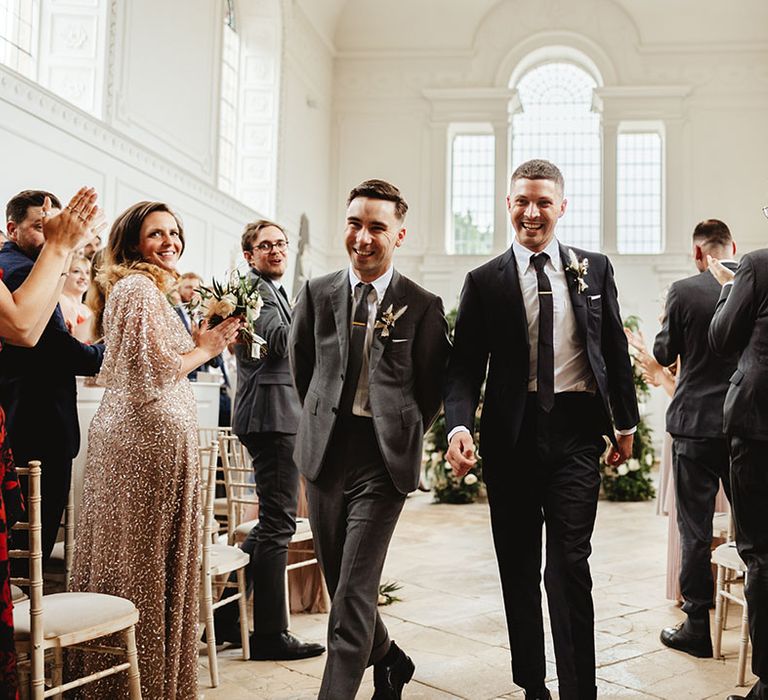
[{"xmin": 199, "ymin": 491, "xmax": 753, "ymax": 699}]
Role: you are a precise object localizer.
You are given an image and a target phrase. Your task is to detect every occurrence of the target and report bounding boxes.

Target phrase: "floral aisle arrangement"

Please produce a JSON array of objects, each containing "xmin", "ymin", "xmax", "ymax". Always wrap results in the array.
[
  {"xmin": 600, "ymin": 315, "xmax": 657, "ymax": 501},
  {"xmin": 190, "ymin": 271, "xmax": 266, "ymax": 358},
  {"xmin": 423, "ymin": 308, "xmax": 484, "ymax": 504}
]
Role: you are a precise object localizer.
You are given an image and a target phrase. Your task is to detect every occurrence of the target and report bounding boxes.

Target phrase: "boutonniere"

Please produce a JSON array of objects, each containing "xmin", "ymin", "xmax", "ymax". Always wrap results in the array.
[
  {"xmin": 565, "ymin": 248, "xmax": 589, "ymax": 293},
  {"xmin": 374, "ymin": 304, "xmax": 408, "ymax": 338}
]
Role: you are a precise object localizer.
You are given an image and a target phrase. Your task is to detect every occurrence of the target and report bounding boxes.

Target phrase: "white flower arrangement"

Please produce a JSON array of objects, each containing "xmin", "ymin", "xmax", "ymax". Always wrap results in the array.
[{"xmin": 464, "ymin": 473, "xmax": 478, "ymax": 486}]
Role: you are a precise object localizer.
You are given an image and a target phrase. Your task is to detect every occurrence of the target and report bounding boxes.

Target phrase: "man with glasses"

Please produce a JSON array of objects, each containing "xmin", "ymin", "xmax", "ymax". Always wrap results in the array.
[
  {"xmin": 213, "ymin": 219, "xmax": 325, "ymax": 661},
  {"xmin": 709, "ymin": 204, "xmax": 768, "ymax": 700}
]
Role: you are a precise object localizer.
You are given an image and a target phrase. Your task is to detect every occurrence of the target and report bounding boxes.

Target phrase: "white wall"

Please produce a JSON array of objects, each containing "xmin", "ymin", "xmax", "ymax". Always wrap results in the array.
[{"xmin": 323, "ymin": 0, "xmax": 768, "ymax": 439}]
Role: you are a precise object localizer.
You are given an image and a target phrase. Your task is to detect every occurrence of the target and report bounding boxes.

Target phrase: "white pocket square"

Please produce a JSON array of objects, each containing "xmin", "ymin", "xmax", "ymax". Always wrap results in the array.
[
  {"xmin": 391, "ymin": 338, "xmax": 410, "ymax": 343},
  {"xmin": 588, "ymin": 294, "xmax": 601, "ymax": 300}
]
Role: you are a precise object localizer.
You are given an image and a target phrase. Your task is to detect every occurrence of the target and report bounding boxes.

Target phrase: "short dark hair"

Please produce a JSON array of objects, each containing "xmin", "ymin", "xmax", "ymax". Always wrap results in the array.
[
  {"xmin": 6, "ymin": 190, "xmax": 62, "ymax": 224},
  {"xmin": 692, "ymin": 219, "xmax": 732, "ymax": 248},
  {"xmin": 510, "ymin": 159, "xmax": 565, "ymax": 193},
  {"xmin": 241, "ymin": 219, "xmax": 286, "ymax": 252},
  {"xmin": 346, "ymin": 179, "xmax": 408, "ymax": 221}
]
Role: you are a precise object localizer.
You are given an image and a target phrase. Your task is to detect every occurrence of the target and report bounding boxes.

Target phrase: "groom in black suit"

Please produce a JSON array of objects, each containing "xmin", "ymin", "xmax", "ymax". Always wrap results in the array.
[
  {"xmin": 654, "ymin": 219, "xmax": 738, "ymax": 657},
  {"xmin": 445, "ymin": 160, "xmax": 638, "ymax": 700},
  {"xmin": 290, "ymin": 179, "xmax": 450, "ymax": 699}
]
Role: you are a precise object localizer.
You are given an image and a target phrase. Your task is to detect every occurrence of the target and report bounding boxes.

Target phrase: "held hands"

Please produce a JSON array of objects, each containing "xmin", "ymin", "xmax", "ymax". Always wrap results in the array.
[
  {"xmin": 195, "ymin": 317, "xmax": 243, "ymax": 359},
  {"xmin": 605, "ymin": 432, "xmax": 633, "ymax": 467},
  {"xmin": 446, "ymin": 431, "xmax": 477, "ymax": 478},
  {"xmin": 707, "ymin": 255, "xmax": 735, "ymax": 286},
  {"xmin": 42, "ymin": 187, "xmax": 106, "ymax": 252}
]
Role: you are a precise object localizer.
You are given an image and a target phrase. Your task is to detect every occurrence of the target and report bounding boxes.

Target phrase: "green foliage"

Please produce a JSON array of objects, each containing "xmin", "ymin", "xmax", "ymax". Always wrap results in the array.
[
  {"xmin": 453, "ymin": 211, "xmax": 492, "ymax": 255},
  {"xmin": 377, "ymin": 580, "xmax": 403, "ymax": 606},
  {"xmin": 600, "ymin": 315, "xmax": 657, "ymax": 502},
  {"xmin": 424, "ymin": 307, "xmax": 484, "ymax": 504}
]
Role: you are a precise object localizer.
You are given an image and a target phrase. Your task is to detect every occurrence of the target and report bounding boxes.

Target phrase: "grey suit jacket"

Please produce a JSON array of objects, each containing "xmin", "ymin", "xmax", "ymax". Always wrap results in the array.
[
  {"xmin": 289, "ymin": 268, "xmax": 450, "ymax": 494},
  {"xmin": 653, "ymin": 263, "xmax": 739, "ymax": 438},
  {"xmin": 232, "ymin": 273, "xmax": 300, "ymax": 436},
  {"xmin": 709, "ymin": 250, "xmax": 768, "ymax": 439}
]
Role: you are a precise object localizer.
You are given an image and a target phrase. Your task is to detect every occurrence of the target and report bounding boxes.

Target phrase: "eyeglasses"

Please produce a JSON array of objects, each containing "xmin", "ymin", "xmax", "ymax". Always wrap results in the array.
[
  {"xmin": 763, "ymin": 205, "xmax": 768, "ymax": 220},
  {"xmin": 254, "ymin": 240, "xmax": 288, "ymax": 253}
]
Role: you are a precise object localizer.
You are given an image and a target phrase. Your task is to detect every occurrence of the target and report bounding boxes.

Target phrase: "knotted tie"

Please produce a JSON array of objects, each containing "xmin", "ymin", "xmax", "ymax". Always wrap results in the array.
[
  {"xmin": 339, "ymin": 282, "xmax": 374, "ymax": 414},
  {"xmin": 531, "ymin": 253, "xmax": 554, "ymax": 412}
]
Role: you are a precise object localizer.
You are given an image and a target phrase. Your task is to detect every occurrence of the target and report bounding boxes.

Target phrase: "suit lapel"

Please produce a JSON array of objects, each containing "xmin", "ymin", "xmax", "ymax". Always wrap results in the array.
[
  {"xmin": 274, "ymin": 283, "xmax": 292, "ymax": 321},
  {"xmin": 498, "ymin": 248, "xmax": 530, "ymax": 349},
  {"xmin": 330, "ymin": 271, "xmax": 351, "ymax": 367},
  {"xmin": 559, "ymin": 243, "xmax": 587, "ymax": 343},
  {"xmin": 369, "ymin": 270, "xmax": 406, "ymax": 375}
]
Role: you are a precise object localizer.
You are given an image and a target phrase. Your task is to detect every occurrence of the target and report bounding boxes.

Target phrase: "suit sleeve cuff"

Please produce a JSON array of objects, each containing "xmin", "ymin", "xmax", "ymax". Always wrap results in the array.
[
  {"xmin": 447, "ymin": 426, "xmax": 471, "ymax": 443},
  {"xmin": 616, "ymin": 426, "xmax": 637, "ymax": 436}
]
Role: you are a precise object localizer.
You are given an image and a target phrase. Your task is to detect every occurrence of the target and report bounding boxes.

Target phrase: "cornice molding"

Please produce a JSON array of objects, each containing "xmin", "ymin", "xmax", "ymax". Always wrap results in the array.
[{"xmin": 0, "ymin": 65, "xmax": 258, "ymax": 221}]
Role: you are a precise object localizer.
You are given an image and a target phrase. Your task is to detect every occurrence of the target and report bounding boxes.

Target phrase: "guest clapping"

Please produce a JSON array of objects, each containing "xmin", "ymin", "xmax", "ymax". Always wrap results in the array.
[{"xmin": 69, "ymin": 201, "xmax": 241, "ymax": 700}]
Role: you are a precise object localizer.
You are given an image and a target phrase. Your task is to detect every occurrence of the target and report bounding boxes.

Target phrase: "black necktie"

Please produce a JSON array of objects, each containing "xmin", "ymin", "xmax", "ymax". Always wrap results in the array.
[
  {"xmin": 531, "ymin": 253, "xmax": 554, "ymax": 412},
  {"xmin": 277, "ymin": 285, "xmax": 289, "ymax": 304},
  {"xmin": 339, "ymin": 282, "xmax": 373, "ymax": 414}
]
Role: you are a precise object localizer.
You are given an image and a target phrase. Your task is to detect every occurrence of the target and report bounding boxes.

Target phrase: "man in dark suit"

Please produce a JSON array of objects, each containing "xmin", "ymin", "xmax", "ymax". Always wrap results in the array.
[
  {"xmin": 0, "ymin": 190, "xmax": 104, "ymax": 562},
  {"xmin": 290, "ymin": 180, "xmax": 450, "ymax": 699},
  {"xmin": 214, "ymin": 219, "xmax": 324, "ymax": 660},
  {"xmin": 709, "ymin": 208, "xmax": 768, "ymax": 700},
  {"xmin": 445, "ymin": 160, "xmax": 638, "ymax": 700},
  {"xmin": 654, "ymin": 219, "xmax": 738, "ymax": 657}
]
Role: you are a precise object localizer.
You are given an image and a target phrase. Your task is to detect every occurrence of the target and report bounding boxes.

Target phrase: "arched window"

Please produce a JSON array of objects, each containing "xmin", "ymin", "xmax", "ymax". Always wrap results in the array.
[
  {"xmin": 512, "ymin": 62, "xmax": 601, "ymax": 251},
  {"xmin": 0, "ymin": 0, "xmax": 37, "ymax": 78}
]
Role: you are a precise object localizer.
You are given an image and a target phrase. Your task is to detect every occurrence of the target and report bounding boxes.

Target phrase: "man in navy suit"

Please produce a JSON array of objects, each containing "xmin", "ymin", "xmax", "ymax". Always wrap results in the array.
[
  {"xmin": 0, "ymin": 190, "xmax": 104, "ymax": 562},
  {"xmin": 445, "ymin": 160, "xmax": 638, "ymax": 700}
]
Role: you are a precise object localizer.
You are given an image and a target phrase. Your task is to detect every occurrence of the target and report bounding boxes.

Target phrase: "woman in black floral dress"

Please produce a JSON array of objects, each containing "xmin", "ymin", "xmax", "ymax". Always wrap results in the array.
[{"xmin": 0, "ymin": 187, "xmax": 103, "ymax": 698}]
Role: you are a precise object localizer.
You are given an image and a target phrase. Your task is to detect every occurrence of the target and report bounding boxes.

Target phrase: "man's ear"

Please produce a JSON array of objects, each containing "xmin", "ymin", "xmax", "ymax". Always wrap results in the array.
[
  {"xmin": 693, "ymin": 244, "xmax": 704, "ymax": 262},
  {"xmin": 5, "ymin": 221, "xmax": 17, "ymax": 240},
  {"xmin": 732, "ymin": 241, "xmax": 737, "ymax": 256}
]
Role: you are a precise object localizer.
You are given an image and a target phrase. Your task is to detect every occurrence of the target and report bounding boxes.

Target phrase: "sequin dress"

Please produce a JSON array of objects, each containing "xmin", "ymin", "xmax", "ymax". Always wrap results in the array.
[{"xmin": 70, "ymin": 272, "xmax": 200, "ymax": 699}]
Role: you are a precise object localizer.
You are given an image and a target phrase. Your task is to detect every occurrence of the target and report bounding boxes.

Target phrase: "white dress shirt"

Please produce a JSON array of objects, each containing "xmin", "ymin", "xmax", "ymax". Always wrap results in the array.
[{"xmin": 347, "ymin": 265, "xmax": 394, "ymax": 417}]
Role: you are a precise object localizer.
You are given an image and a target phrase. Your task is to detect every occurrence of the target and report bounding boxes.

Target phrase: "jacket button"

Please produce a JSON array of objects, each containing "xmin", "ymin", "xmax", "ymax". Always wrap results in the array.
[
  {"xmin": 332, "ymin": 407, "xmax": 338, "ymax": 414},
  {"xmin": 340, "ymin": 373, "xmax": 344, "ymax": 380}
]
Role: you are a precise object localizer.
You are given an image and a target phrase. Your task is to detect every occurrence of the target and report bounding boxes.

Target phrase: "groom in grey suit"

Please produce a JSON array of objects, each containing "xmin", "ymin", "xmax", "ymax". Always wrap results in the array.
[{"xmin": 290, "ymin": 179, "xmax": 450, "ymax": 699}]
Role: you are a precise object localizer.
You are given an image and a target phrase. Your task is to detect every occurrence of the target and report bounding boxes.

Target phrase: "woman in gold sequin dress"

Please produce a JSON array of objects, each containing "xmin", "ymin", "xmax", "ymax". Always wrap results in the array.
[{"xmin": 69, "ymin": 202, "xmax": 241, "ymax": 699}]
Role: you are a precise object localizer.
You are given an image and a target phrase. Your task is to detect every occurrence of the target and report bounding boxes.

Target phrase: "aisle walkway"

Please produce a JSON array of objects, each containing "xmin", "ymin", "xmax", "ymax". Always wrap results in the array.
[{"xmin": 199, "ymin": 491, "xmax": 752, "ymax": 699}]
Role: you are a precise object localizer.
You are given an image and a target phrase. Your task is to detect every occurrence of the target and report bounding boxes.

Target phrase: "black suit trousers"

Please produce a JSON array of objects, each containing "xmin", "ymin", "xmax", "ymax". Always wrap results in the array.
[
  {"xmin": 729, "ymin": 435, "xmax": 768, "ymax": 689},
  {"xmin": 671, "ymin": 436, "xmax": 731, "ymax": 617},
  {"xmin": 216, "ymin": 431, "xmax": 300, "ymax": 636},
  {"xmin": 484, "ymin": 393, "xmax": 604, "ymax": 700},
  {"xmin": 306, "ymin": 415, "xmax": 406, "ymax": 700}
]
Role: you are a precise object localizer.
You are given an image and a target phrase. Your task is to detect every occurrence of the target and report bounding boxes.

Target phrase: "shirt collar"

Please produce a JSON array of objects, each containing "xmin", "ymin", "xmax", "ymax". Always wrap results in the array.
[
  {"xmin": 512, "ymin": 236, "xmax": 562, "ymax": 273},
  {"xmin": 348, "ymin": 265, "xmax": 394, "ymax": 304}
]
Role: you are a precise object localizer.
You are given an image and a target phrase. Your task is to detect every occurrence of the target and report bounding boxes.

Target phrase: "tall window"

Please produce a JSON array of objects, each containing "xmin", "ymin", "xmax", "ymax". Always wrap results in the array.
[
  {"xmin": 0, "ymin": 0, "xmax": 37, "ymax": 78},
  {"xmin": 512, "ymin": 62, "xmax": 601, "ymax": 250},
  {"xmin": 616, "ymin": 131, "xmax": 663, "ymax": 254},
  {"xmin": 218, "ymin": 0, "xmax": 240, "ymax": 195},
  {"xmin": 450, "ymin": 132, "xmax": 495, "ymax": 255}
]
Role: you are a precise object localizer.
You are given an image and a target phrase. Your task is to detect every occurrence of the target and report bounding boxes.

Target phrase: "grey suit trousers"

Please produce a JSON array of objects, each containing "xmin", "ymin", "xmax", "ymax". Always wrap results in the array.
[{"xmin": 306, "ymin": 414, "xmax": 406, "ymax": 700}]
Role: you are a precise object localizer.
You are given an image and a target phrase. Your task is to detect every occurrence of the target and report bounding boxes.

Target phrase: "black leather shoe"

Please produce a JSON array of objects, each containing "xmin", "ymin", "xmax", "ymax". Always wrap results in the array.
[
  {"xmin": 660, "ymin": 618, "xmax": 713, "ymax": 658},
  {"xmin": 249, "ymin": 631, "xmax": 325, "ymax": 661},
  {"xmin": 726, "ymin": 696, "xmax": 748, "ymax": 700},
  {"xmin": 372, "ymin": 641, "xmax": 415, "ymax": 699},
  {"xmin": 524, "ymin": 687, "xmax": 552, "ymax": 700}
]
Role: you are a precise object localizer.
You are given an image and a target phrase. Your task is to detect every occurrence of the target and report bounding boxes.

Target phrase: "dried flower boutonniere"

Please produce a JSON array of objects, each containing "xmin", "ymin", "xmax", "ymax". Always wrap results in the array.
[
  {"xmin": 374, "ymin": 304, "xmax": 408, "ymax": 338},
  {"xmin": 566, "ymin": 248, "xmax": 589, "ymax": 293}
]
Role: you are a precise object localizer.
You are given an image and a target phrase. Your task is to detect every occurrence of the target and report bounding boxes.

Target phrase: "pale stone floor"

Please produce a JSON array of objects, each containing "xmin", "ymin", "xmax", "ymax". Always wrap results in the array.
[{"xmin": 198, "ymin": 492, "xmax": 754, "ymax": 700}]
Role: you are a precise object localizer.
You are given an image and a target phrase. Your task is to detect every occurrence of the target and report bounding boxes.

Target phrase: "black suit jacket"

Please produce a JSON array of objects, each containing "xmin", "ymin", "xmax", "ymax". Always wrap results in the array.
[
  {"xmin": 0, "ymin": 241, "xmax": 104, "ymax": 459},
  {"xmin": 653, "ymin": 263, "xmax": 739, "ymax": 438},
  {"xmin": 290, "ymin": 269, "xmax": 450, "ymax": 494},
  {"xmin": 232, "ymin": 274, "xmax": 300, "ymax": 436},
  {"xmin": 444, "ymin": 243, "xmax": 638, "ymax": 458},
  {"xmin": 709, "ymin": 250, "xmax": 768, "ymax": 439}
]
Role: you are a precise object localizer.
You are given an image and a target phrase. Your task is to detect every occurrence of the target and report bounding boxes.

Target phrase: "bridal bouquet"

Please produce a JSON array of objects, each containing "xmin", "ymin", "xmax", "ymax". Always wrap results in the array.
[{"xmin": 190, "ymin": 271, "xmax": 266, "ymax": 358}]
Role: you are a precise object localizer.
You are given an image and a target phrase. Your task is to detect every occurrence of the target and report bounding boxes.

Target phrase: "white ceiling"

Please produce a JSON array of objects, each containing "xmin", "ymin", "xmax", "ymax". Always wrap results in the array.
[{"xmin": 297, "ymin": 0, "xmax": 768, "ymax": 52}]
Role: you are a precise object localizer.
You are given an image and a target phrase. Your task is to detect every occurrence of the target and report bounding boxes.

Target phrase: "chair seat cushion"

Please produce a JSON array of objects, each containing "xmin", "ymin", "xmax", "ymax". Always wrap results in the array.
[
  {"xmin": 208, "ymin": 544, "xmax": 249, "ymax": 576},
  {"xmin": 712, "ymin": 542, "xmax": 747, "ymax": 572},
  {"xmin": 11, "ymin": 585, "xmax": 27, "ymax": 603},
  {"xmin": 13, "ymin": 592, "xmax": 138, "ymax": 642},
  {"xmin": 234, "ymin": 516, "xmax": 312, "ymax": 541}
]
